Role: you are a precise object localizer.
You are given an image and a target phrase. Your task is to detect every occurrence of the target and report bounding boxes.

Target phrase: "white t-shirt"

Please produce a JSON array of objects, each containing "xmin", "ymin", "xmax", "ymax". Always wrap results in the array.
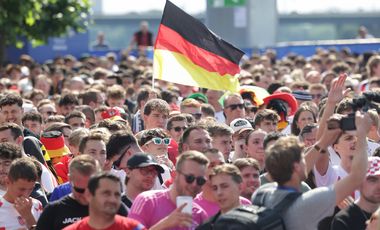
[
  {"xmin": 215, "ymin": 111, "xmax": 225, "ymax": 124},
  {"xmin": 0, "ymin": 196, "xmax": 43, "ymax": 229},
  {"xmin": 314, "ymin": 163, "xmax": 360, "ymax": 199}
]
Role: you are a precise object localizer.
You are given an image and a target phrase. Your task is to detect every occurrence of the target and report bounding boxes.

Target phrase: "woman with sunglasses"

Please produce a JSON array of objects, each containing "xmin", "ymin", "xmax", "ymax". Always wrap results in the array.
[{"xmin": 139, "ymin": 128, "xmax": 174, "ymax": 171}]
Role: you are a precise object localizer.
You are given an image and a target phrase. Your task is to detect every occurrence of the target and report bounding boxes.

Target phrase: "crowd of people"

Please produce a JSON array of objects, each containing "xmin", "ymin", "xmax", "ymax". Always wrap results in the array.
[{"xmin": 0, "ymin": 45, "xmax": 379, "ymax": 230}]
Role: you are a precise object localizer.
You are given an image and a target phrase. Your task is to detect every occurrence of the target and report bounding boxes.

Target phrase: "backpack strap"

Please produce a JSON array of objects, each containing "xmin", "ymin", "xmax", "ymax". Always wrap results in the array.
[{"xmin": 272, "ymin": 192, "xmax": 301, "ymax": 214}]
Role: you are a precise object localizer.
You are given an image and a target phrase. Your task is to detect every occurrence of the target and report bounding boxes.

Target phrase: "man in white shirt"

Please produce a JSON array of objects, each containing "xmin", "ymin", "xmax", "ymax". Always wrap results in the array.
[{"xmin": 0, "ymin": 158, "xmax": 43, "ymax": 229}]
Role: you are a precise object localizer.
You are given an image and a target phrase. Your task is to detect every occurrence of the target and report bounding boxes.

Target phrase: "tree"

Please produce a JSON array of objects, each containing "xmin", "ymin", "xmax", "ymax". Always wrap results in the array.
[{"xmin": 0, "ymin": 0, "xmax": 91, "ymax": 64}]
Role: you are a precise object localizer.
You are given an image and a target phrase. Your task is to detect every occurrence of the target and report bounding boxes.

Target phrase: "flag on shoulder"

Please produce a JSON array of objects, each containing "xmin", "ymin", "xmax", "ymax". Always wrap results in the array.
[{"xmin": 154, "ymin": 0, "xmax": 244, "ymax": 92}]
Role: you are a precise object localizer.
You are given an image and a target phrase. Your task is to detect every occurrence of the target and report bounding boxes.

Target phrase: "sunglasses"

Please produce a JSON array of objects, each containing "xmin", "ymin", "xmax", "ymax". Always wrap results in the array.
[
  {"xmin": 173, "ymin": 126, "xmax": 187, "ymax": 132},
  {"xmin": 190, "ymin": 113, "xmax": 202, "ymax": 120},
  {"xmin": 178, "ymin": 170, "xmax": 206, "ymax": 186},
  {"xmin": 72, "ymin": 185, "xmax": 86, "ymax": 194},
  {"xmin": 226, "ymin": 103, "xmax": 244, "ymax": 111},
  {"xmin": 146, "ymin": 137, "xmax": 171, "ymax": 145}
]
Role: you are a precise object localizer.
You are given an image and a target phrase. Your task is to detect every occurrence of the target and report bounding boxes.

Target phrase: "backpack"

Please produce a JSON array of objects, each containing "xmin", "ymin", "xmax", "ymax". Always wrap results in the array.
[{"xmin": 213, "ymin": 191, "xmax": 301, "ymax": 230}]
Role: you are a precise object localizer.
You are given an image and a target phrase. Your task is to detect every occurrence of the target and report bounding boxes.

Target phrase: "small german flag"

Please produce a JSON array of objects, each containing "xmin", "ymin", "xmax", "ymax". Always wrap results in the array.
[{"xmin": 154, "ymin": 0, "xmax": 244, "ymax": 92}]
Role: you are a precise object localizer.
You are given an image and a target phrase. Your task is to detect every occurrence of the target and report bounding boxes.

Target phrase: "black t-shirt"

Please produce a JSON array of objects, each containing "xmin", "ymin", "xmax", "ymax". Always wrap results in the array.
[
  {"xmin": 331, "ymin": 203, "xmax": 371, "ymax": 230},
  {"xmin": 36, "ymin": 195, "xmax": 128, "ymax": 230}
]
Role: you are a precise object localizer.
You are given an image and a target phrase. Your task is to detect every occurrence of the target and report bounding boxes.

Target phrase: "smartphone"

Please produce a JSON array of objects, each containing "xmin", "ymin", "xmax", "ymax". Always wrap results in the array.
[
  {"xmin": 176, "ymin": 196, "xmax": 192, "ymax": 214},
  {"xmin": 340, "ymin": 114, "xmax": 356, "ymax": 131}
]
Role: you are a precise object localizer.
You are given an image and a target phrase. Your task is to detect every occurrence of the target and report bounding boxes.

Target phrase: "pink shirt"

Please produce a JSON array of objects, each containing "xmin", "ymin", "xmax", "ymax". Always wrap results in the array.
[
  {"xmin": 194, "ymin": 192, "xmax": 252, "ymax": 218},
  {"xmin": 129, "ymin": 189, "xmax": 208, "ymax": 229}
]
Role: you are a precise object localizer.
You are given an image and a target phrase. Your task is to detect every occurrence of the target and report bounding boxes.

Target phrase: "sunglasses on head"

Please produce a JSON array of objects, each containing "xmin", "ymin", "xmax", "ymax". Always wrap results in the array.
[
  {"xmin": 178, "ymin": 170, "xmax": 206, "ymax": 186},
  {"xmin": 226, "ymin": 103, "xmax": 244, "ymax": 111},
  {"xmin": 72, "ymin": 185, "xmax": 86, "ymax": 194},
  {"xmin": 147, "ymin": 137, "xmax": 171, "ymax": 145},
  {"xmin": 173, "ymin": 126, "xmax": 187, "ymax": 132}
]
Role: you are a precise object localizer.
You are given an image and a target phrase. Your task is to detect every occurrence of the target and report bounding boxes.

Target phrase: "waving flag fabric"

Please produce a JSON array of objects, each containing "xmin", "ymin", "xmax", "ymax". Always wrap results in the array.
[{"xmin": 153, "ymin": 0, "xmax": 244, "ymax": 92}]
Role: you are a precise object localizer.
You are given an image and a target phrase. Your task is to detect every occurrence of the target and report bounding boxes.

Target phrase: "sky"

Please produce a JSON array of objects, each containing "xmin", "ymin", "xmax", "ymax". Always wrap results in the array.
[{"xmin": 102, "ymin": 0, "xmax": 380, "ymax": 15}]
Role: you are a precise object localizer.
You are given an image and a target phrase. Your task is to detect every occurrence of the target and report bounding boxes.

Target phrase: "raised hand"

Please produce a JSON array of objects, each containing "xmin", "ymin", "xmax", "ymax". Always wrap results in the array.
[{"xmin": 327, "ymin": 73, "xmax": 350, "ymax": 104}]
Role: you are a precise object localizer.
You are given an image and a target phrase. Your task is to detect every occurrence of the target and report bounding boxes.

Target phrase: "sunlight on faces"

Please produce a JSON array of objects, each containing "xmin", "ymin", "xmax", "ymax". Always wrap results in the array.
[
  {"xmin": 175, "ymin": 160, "xmax": 207, "ymax": 197},
  {"xmin": 70, "ymin": 171, "xmax": 91, "ymax": 206},
  {"xmin": 0, "ymin": 129, "xmax": 20, "ymax": 144},
  {"xmin": 23, "ymin": 120, "xmax": 42, "ymax": 136},
  {"xmin": 143, "ymin": 111, "xmax": 168, "ymax": 129},
  {"xmin": 360, "ymin": 175, "xmax": 380, "ymax": 204},
  {"xmin": 89, "ymin": 178, "xmax": 121, "ymax": 216},
  {"xmin": 211, "ymin": 135, "xmax": 232, "ymax": 161},
  {"xmin": 67, "ymin": 117, "xmax": 86, "ymax": 130},
  {"xmin": 245, "ymin": 130, "xmax": 267, "ymax": 170},
  {"xmin": 240, "ymin": 166, "xmax": 260, "ymax": 199},
  {"xmin": 296, "ymin": 110, "xmax": 315, "ymax": 131},
  {"xmin": 38, "ymin": 104, "xmax": 57, "ymax": 121},
  {"xmin": 168, "ymin": 120, "xmax": 187, "ymax": 142},
  {"xmin": 333, "ymin": 131, "xmax": 357, "ymax": 160},
  {"xmin": 128, "ymin": 166, "xmax": 158, "ymax": 191},
  {"xmin": 6, "ymin": 178, "xmax": 35, "ymax": 200},
  {"xmin": 59, "ymin": 104, "xmax": 76, "ymax": 116},
  {"xmin": 142, "ymin": 140, "xmax": 168, "ymax": 157},
  {"xmin": 183, "ymin": 129, "xmax": 212, "ymax": 153},
  {"xmin": 224, "ymin": 96, "xmax": 246, "ymax": 123},
  {"xmin": 257, "ymin": 119, "xmax": 278, "ymax": 133},
  {"xmin": 211, "ymin": 173, "xmax": 241, "ymax": 213},
  {"xmin": 82, "ymin": 140, "xmax": 107, "ymax": 169},
  {"xmin": 0, "ymin": 104, "xmax": 23, "ymax": 125}
]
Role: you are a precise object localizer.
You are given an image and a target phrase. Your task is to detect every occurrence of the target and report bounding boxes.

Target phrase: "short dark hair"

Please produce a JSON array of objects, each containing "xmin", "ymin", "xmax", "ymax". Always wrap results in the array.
[
  {"xmin": 265, "ymin": 136, "xmax": 304, "ymax": 185},
  {"xmin": 143, "ymin": 99, "xmax": 170, "ymax": 116},
  {"xmin": 0, "ymin": 142, "xmax": 22, "ymax": 161},
  {"xmin": 233, "ymin": 157, "xmax": 260, "ymax": 172},
  {"xmin": 0, "ymin": 94, "xmax": 23, "ymax": 109},
  {"xmin": 263, "ymin": 132, "xmax": 285, "ymax": 150},
  {"xmin": 254, "ymin": 109, "xmax": 280, "ymax": 128},
  {"xmin": 79, "ymin": 132, "xmax": 107, "ymax": 154},
  {"xmin": 88, "ymin": 172, "xmax": 121, "ymax": 196},
  {"xmin": 106, "ymin": 131, "xmax": 137, "ymax": 161},
  {"xmin": 178, "ymin": 125, "xmax": 207, "ymax": 153},
  {"xmin": 22, "ymin": 111, "xmax": 43, "ymax": 125},
  {"xmin": 209, "ymin": 164, "xmax": 242, "ymax": 184},
  {"xmin": 0, "ymin": 123, "xmax": 23, "ymax": 140},
  {"xmin": 64, "ymin": 110, "xmax": 86, "ymax": 124},
  {"xmin": 167, "ymin": 114, "xmax": 187, "ymax": 130},
  {"xmin": 207, "ymin": 123, "xmax": 233, "ymax": 138},
  {"xmin": 44, "ymin": 122, "xmax": 71, "ymax": 133},
  {"xmin": 291, "ymin": 107, "xmax": 317, "ymax": 135},
  {"xmin": 58, "ymin": 94, "xmax": 79, "ymax": 107},
  {"xmin": 8, "ymin": 158, "xmax": 38, "ymax": 182}
]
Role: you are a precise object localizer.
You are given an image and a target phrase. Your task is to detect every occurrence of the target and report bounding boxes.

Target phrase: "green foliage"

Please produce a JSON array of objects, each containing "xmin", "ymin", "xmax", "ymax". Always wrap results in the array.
[{"xmin": 0, "ymin": 0, "xmax": 91, "ymax": 48}]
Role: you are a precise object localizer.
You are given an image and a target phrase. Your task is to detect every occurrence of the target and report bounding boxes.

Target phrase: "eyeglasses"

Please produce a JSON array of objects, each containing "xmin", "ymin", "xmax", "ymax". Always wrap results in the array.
[
  {"xmin": 72, "ymin": 185, "xmax": 86, "ymax": 194},
  {"xmin": 172, "ymin": 126, "xmax": 187, "ymax": 132},
  {"xmin": 177, "ymin": 170, "xmax": 207, "ymax": 186},
  {"xmin": 190, "ymin": 113, "xmax": 202, "ymax": 120},
  {"xmin": 146, "ymin": 137, "xmax": 171, "ymax": 145},
  {"xmin": 226, "ymin": 103, "xmax": 244, "ymax": 111},
  {"xmin": 311, "ymin": 94, "xmax": 323, "ymax": 99}
]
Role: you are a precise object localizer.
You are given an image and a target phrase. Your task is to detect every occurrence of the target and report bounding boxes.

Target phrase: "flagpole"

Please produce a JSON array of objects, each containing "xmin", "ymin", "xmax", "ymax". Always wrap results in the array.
[{"xmin": 152, "ymin": 48, "xmax": 155, "ymax": 90}]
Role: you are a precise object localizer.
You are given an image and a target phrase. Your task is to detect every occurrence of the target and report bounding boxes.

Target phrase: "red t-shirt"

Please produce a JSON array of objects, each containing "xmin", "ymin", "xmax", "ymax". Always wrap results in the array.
[{"xmin": 63, "ymin": 215, "xmax": 146, "ymax": 230}]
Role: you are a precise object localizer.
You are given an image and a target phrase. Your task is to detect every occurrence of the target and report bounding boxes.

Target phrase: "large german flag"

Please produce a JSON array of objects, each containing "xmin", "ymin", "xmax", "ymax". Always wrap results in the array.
[{"xmin": 154, "ymin": 0, "xmax": 244, "ymax": 92}]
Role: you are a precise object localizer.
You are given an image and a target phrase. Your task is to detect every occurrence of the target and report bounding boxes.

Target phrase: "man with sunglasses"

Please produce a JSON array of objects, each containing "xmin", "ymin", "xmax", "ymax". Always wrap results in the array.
[
  {"xmin": 167, "ymin": 114, "xmax": 188, "ymax": 144},
  {"xmin": 37, "ymin": 155, "xmax": 128, "ymax": 229},
  {"xmin": 309, "ymin": 83, "xmax": 327, "ymax": 106},
  {"xmin": 122, "ymin": 153, "xmax": 164, "ymax": 211},
  {"xmin": 129, "ymin": 151, "xmax": 209, "ymax": 229},
  {"xmin": 223, "ymin": 93, "xmax": 246, "ymax": 126}
]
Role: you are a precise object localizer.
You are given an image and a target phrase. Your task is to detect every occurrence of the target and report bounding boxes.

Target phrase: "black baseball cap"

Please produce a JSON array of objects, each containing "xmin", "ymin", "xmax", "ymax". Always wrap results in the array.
[{"xmin": 127, "ymin": 153, "xmax": 165, "ymax": 173}]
